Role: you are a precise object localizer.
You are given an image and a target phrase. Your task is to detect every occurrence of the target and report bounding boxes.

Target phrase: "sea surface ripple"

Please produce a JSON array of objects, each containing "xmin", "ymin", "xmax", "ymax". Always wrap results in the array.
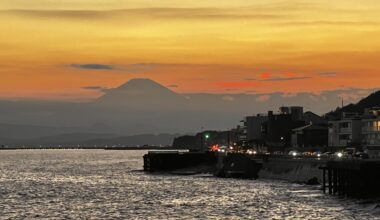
[{"xmin": 0, "ymin": 150, "xmax": 379, "ymax": 219}]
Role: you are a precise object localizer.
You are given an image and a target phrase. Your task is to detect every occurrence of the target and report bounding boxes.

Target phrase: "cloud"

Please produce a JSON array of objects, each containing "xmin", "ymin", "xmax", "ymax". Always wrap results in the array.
[
  {"xmin": 225, "ymin": 88, "xmax": 238, "ymax": 91},
  {"xmin": 70, "ymin": 64, "xmax": 114, "ymax": 70},
  {"xmin": 259, "ymin": 72, "xmax": 271, "ymax": 79},
  {"xmin": 82, "ymin": 86, "xmax": 108, "ymax": 92},
  {"xmin": 281, "ymin": 92, "xmax": 298, "ymax": 98},
  {"xmin": 273, "ymin": 21, "xmax": 380, "ymax": 27},
  {"xmin": 68, "ymin": 63, "xmax": 154, "ymax": 73},
  {"xmin": 337, "ymin": 92, "xmax": 360, "ymax": 101},
  {"xmin": 4, "ymin": 8, "xmax": 286, "ymax": 21},
  {"xmin": 122, "ymin": 63, "xmax": 154, "ymax": 73},
  {"xmin": 261, "ymin": 76, "xmax": 312, "ymax": 82},
  {"xmin": 256, "ymin": 95, "xmax": 271, "ymax": 102},
  {"xmin": 222, "ymin": 96, "xmax": 234, "ymax": 101},
  {"xmin": 215, "ymin": 81, "xmax": 258, "ymax": 88},
  {"xmin": 167, "ymin": 84, "xmax": 178, "ymax": 88},
  {"xmin": 319, "ymin": 72, "xmax": 338, "ymax": 77},
  {"xmin": 309, "ymin": 95, "xmax": 320, "ymax": 102},
  {"xmin": 254, "ymin": 72, "xmax": 312, "ymax": 82},
  {"xmin": 244, "ymin": 78, "xmax": 256, "ymax": 81},
  {"xmin": 337, "ymin": 89, "xmax": 374, "ymax": 102}
]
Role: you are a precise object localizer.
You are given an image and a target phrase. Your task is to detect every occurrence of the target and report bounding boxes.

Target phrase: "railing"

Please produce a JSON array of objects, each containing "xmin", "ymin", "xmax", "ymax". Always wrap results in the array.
[
  {"xmin": 338, "ymin": 127, "xmax": 352, "ymax": 133},
  {"xmin": 362, "ymin": 127, "xmax": 380, "ymax": 133}
]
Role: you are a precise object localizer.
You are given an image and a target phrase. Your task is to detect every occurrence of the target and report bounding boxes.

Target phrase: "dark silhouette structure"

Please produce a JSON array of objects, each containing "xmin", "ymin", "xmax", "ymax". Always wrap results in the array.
[
  {"xmin": 261, "ymin": 111, "xmax": 306, "ymax": 151},
  {"xmin": 291, "ymin": 124, "xmax": 328, "ymax": 150}
]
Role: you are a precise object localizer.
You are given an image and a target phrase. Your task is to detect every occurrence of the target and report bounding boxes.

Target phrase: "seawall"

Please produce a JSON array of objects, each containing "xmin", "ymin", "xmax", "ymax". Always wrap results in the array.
[
  {"xmin": 143, "ymin": 151, "xmax": 217, "ymax": 173},
  {"xmin": 259, "ymin": 157, "xmax": 326, "ymax": 183}
]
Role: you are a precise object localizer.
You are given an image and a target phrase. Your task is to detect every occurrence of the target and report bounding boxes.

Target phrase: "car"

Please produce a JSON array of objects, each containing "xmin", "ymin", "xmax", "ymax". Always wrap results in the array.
[
  {"xmin": 354, "ymin": 152, "xmax": 369, "ymax": 159},
  {"xmin": 320, "ymin": 152, "xmax": 333, "ymax": 158},
  {"xmin": 288, "ymin": 151, "xmax": 299, "ymax": 157},
  {"xmin": 334, "ymin": 152, "xmax": 348, "ymax": 158}
]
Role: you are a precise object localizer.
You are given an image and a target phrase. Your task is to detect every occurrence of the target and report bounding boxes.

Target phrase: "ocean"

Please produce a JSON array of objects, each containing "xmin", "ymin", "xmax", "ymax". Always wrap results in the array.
[{"xmin": 0, "ymin": 150, "xmax": 379, "ymax": 219}]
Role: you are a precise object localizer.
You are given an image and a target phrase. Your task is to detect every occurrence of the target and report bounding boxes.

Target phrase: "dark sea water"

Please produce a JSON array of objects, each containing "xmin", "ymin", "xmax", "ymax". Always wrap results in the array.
[{"xmin": 0, "ymin": 150, "xmax": 379, "ymax": 219}]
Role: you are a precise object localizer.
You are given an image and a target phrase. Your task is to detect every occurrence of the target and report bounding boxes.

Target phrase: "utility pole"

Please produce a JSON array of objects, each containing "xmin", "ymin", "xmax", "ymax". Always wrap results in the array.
[
  {"xmin": 200, "ymin": 126, "xmax": 204, "ymax": 152},
  {"xmin": 227, "ymin": 130, "xmax": 230, "ymax": 150}
]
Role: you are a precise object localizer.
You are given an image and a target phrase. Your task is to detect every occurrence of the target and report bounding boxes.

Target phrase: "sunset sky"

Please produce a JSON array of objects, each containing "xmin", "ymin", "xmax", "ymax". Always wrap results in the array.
[{"xmin": 1, "ymin": 0, "xmax": 380, "ymax": 101}]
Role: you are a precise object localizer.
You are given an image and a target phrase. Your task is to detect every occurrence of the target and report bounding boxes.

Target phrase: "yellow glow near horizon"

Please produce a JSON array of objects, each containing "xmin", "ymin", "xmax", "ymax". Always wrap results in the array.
[{"xmin": 0, "ymin": 0, "xmax": 380, "ymax": 100}]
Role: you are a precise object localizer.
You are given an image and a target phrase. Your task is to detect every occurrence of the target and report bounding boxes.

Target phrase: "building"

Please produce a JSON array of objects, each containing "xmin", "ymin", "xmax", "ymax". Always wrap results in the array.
[
  {"xmin": 229, "ymin": 125, "xmax": 248, "ymax": 150},
  {"xmin": 261, "ymin": 107, "xmax": 306, "ymax": 151},
  {"xmin": 241, "ymin": 106, "xmax": 327, "ymax": 152},
  {"xmin": 362, "ymin": 108, "xmax": 380, "ymax": 155},
  {"xmin": 362, "ymin": 118, "xmax": 380, "ymax": 146},
  {"xmin": 291, "ymin": 124, "xmax": 328, "ymax": 150},
  {"xmin": 279, "ymin": 106, "xmax": 304, "ymax": 121},
  {"xmin": 172, "ymin": 129, "xmax": 243, "ymax": 151},
  {"xmin": 328, "ymin": 108, "xmax": 380, "ymax": 155},
  {"xmin": 328, "ymin": 113, "xmax": 362, "ymax": 148},
  {"xmin": 244, "ymin": 114, "xmax": 268, "ymax": 148}
]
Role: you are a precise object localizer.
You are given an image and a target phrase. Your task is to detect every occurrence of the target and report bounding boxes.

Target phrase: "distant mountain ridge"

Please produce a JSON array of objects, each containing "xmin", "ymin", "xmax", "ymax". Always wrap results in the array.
[
  {"xmin": 94, "ymin": 78, "xmax": 185, "ymax": 107},
  {"xmin": 0, "ymin": 78, "xmax": 376, "ymax": 145},
  {"xmin": 325, "ymin": 90, "xmax": 380, "ymax": 118},
  {"xmin": 0, "ymin": 133, "xmax": 179, "ymax": 147}
]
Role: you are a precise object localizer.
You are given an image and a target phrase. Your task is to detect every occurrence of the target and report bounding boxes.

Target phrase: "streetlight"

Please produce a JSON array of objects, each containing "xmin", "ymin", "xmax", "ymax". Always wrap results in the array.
[{"xmin": 204, "ymin": 134, "xmax": 210, "ymax": 151}]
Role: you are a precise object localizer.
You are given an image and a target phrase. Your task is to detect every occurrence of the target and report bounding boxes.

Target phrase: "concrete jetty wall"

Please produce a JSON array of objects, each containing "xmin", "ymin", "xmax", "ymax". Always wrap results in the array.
[
  {"xmin": 143, "ymin": 151, "xmax": 217, "ymax": 172},
  {"xmin": 258, "ymin": 157, "xmax": 326, "ymax": 183},
  {"xmin": 215, "ymin": 153, "xmax": 262, "ymax": 178}
]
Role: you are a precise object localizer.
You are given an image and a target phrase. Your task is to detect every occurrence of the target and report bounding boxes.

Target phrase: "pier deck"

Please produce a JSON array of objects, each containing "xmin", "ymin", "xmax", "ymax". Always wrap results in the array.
[{"xmin": 321, "ymin": 160, "xmax": 380, "ymax": 198}]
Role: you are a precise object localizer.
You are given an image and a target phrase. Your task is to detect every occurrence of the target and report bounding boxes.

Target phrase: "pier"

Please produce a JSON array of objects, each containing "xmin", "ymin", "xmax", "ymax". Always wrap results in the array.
[
  {"xmin": 321, "ymin": 160, "xmax": 380, "ymax": 198},
  {"xmin": 143, "ymin": 151, "xmax": 217, "ymax": 172}
]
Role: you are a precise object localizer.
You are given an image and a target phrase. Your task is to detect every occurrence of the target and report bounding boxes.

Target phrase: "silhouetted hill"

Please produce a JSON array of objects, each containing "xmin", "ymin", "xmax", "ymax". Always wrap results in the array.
[
  {"xmin": 325, "ymin": 90, "xmax": 380, "ymax": 119},
  {"xmin": 0, "ymin": 133, "xmax": 179, "ymax": 147},
  {"xmin": 94, "ymin": 78, "xmax": 185, "ymax": 107},
  {"xmin": 83, "ymin": 133, "xmax": 178, "ymax": 146},
  {"xmin": 0, "ymin": 78, "xmax": 376, "ymax": 136},
  {"xmin": 0, "ymin": 123, "xmax": 79, "ymax": 139},
  {"xmin": 303, "ymin": 111, "xmax": 327, "ymax": 125}
]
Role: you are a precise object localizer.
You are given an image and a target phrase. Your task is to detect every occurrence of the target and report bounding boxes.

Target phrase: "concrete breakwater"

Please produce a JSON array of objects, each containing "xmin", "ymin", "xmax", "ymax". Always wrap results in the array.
[
  {"xmin": 258, "ymin": 157, "xmax": 325, "ymax": 184},
  {"xmin": 215, "ymin": 153, "xmax": 262, "ymax": 179},
  {"xmin": 143, "ymin": 151, "xmax": 324, "ymax": 183},
  {"xmin": 143, "ymin": 151, "xmax": 380, "ymax": 198},
  {"xmin": 143, "ymin": 151, "xmax": 217, "ymax": 173}
]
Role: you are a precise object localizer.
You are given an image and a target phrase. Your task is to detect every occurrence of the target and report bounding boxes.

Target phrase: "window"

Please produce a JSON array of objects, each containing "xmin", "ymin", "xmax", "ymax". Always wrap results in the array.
[
  {"xmin": 339, "ymin": 122, "xmax": 350, "ymax": 128},
  {"xmin": 339, "ymin": 134, "xmax": 350, "ymax": 140}
]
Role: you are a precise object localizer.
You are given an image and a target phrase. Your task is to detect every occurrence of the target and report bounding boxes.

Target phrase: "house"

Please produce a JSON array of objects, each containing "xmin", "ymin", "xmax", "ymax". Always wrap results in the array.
[
  {"xmin": 244, "ymin": 114, "xmax": 268, "ymax": 148},
  {"xmin": 291, "ymin": 124, "xmax": 328, "ymax": 150},
  {"xmin": 328, "ymin": 113, "xmax": 362, "ymax": 148},
  {"xmin": 362, "ymin": 108, "xmax": 380, "ymax": 156},
  {"xmin": 261, "ymin": 108, "xmax": 306, "ymax": 151}
]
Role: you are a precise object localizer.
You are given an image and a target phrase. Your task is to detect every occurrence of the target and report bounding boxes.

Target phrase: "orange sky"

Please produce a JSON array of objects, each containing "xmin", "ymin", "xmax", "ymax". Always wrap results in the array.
[{"xmin": 1, "ymin": 0, "xmax": 380, "ymax": 101}]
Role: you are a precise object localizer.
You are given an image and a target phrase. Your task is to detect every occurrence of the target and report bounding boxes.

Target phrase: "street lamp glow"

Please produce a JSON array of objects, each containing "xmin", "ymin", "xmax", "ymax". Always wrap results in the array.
[
  {"xmin": 205, "ymin": 134, "xmax": 210, "ymax": 139},
  {"xmin": 337, "ymin": 152, "xmax": 343, "ymax": 158}
]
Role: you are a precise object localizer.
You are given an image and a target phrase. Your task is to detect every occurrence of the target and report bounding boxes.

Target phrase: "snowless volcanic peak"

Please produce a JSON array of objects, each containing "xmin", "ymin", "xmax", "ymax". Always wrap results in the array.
[
  {"xmin": 94, "ymin": 78, "xmax": 185, "ymax": 106},
  {"xmin": 116, "ymin": 78, "xmax": 175, "ymax": 93}
]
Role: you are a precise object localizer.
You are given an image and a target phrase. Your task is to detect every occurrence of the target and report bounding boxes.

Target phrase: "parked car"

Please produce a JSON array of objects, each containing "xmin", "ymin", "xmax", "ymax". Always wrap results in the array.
[
  {"xmin": 288, "ymin": 151, "xmax": 299, "ymax": 157},
  {"xmin": 334, "ymin": 152, "xmax": 345, "ymax": 158},
  {"xmin": 321, "ymin": 152, "xmax": 333, "ymax": 158},
  {"xmin": 354, "ymin": 152, "xmax": 369, "ymax": 159}
]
